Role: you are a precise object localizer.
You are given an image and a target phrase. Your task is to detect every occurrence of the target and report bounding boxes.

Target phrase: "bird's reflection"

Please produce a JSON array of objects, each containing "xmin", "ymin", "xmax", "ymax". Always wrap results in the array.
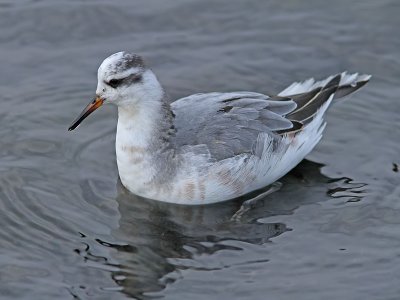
[{"xmin": 98, "ymin": 160, "xmax": 360, "ymax": 299}]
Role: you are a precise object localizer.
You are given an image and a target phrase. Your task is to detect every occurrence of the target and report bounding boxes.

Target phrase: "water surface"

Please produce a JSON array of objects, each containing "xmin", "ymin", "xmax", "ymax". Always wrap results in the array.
[{"xmin": 0, "ymin": 1, "xmax": 399, "ymax": 299}]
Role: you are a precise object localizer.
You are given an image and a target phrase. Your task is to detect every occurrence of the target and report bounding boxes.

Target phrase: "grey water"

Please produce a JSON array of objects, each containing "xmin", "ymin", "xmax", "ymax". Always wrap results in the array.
[{"xmin": 0, "ymin": 0, "xmax": 399, "ymax": 299}]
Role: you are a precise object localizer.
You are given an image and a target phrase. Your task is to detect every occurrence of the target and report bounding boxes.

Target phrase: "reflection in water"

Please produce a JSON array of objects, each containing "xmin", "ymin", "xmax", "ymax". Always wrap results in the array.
[
  {"xmin": 111, "ymin": 190, "xmax": 287, "ymax": 298},
  {"xmin": 327, "ymin": 177, "xmax": 368, "ymax": 203},
  {"xmin": 106, "ymin": 190, "xmax": 285, "ymax": 298},
  {"xmin": 85, "ymin": 160, "xmax": 358, "ymax": 299}
]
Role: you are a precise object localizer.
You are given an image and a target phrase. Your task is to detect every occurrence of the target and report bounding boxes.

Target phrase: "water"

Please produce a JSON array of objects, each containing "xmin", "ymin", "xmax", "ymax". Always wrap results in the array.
[{"xmin": 0, "ymin": 0, "xmax": 399, "ymax": 299}]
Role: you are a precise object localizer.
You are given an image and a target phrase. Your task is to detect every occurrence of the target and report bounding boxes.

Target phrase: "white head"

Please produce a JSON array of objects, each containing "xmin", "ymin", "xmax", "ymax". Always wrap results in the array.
[{"xmin": 69, "ymin": 51, "xmax": 164, "ymax": 130}]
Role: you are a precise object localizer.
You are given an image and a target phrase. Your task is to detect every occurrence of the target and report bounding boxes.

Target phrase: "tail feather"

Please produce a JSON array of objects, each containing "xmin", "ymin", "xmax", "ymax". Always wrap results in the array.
[
  {"xmin": 276, "ymin": 72, "xmax": 370, "ymax": 134},
  {"xmin": 279, "ymin": 72, "xmax": 371, "ymax": 97},
  {"xmin": 288, "ymin": 85, "xmax": 337, "ymax": 123},
  {"xmin": 334, "ymin": 76, "xmax": 370, "ymax": 99}
]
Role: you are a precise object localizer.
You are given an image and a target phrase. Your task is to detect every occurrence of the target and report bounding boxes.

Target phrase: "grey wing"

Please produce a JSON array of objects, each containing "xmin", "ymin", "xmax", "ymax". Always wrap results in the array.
[
  {"xmin": 170, "ymin": 73, "xmax": 370, "ymax": 161},
  {"xmin": 170, "ymin": 91, "xmax": 297, "ymax": 160}
]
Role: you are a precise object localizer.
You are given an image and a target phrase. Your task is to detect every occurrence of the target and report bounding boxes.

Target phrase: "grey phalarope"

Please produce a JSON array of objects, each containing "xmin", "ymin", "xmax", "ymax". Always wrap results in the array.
[{"xmin": 69, "ymin": 51, "xmax": 370, "ymax": 205}]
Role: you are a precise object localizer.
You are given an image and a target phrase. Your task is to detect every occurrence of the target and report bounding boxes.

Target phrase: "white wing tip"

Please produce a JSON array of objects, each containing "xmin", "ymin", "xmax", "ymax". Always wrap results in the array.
[
  {"xmin": 279, "ymin": 72, "xmax": 371, "ymax": 97},
  {"xmin": 358, "ymin": 74, "xmax": 372, "ymax": 81},
  {"xmin": 340, "ymin": 71, "xmax": 371, "ymax": 83}
]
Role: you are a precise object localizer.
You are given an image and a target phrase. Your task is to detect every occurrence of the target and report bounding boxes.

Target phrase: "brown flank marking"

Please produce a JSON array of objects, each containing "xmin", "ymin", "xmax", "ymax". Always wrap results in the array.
[
  {"xmin": 120, "ymin": 145, "xmax": 145, "ymax": 153},
  {"xmin": 183, "ymin": 181, "xmax": 195, "ymax": 199}
]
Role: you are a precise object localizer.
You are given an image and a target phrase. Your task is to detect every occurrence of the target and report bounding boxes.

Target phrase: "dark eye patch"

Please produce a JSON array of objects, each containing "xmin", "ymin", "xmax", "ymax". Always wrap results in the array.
[
  {"xmin": 106, "ymin": 73, "xmax": 143, "ymax": 88},
  {"xmin": 107, "ymin": 78, "xmax": 123, "ymax": 88}
]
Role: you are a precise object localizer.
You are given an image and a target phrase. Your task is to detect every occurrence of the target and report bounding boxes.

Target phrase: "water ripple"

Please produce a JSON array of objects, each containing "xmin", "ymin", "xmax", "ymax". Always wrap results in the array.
[{"xmin": 0, "ymin": 1, "xmax": 399, "ymax": 299}]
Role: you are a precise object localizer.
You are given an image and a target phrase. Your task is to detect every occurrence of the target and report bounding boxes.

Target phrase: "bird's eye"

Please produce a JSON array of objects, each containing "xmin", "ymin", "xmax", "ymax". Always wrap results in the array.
[{"xmin": 108, "ymin": 78, "xmax": 123, "ymax": 88}]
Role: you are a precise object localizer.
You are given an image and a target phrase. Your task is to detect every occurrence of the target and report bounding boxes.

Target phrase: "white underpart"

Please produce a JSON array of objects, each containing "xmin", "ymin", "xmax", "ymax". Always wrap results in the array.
[
  {"xmin": 116, "ymin": 104, "xmax": 159, "ymax": 194},
  {"xmin": 115, "ymin": 72, "xmax": 165, "ymax": 196}
]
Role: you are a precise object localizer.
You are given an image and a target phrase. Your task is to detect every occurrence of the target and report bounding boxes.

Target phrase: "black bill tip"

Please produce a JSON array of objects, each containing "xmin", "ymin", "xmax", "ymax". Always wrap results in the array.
[{"xmin": 68, "ymin": 97, "xmax": 104, "ymax": 132}]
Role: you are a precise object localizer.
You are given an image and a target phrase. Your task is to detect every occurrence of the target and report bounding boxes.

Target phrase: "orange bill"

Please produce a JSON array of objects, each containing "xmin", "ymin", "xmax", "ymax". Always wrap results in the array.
[{"xmin": 68, "ymin": 96, "xmax": 104, "ymax": 131}]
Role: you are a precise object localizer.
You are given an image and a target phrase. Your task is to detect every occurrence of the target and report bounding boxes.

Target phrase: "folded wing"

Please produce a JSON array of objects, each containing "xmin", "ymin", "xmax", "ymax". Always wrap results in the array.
[
  {"xmin": 171, "ymin": 72, "xmax": 370, "ymax": 161},
  {"xmin": 171, "ymin": 91, "xmax": 297, "ymax": 160}
]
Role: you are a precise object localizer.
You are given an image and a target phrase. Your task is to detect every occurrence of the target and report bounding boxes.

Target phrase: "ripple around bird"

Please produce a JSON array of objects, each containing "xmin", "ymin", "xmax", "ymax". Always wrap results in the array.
[{"xmin": 0, "ymin": 1, "xmax": 399, "ymax": 299}]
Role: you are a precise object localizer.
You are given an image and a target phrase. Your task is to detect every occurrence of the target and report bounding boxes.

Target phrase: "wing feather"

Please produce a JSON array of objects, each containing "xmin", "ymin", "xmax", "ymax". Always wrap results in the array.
[
  {"xmin": 171, "ymin": 92, "xmax": 297, "ymax": 160},
  {"xmin": 170, "ymin": 72, "xmax": 370, "ymax": 161}
]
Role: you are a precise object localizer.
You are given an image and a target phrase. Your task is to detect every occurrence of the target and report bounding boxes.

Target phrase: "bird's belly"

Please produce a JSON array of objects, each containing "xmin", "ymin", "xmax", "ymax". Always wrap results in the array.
[{"xmin": 116, "ymin": 119, "xmax": 325, "ymax": 205}]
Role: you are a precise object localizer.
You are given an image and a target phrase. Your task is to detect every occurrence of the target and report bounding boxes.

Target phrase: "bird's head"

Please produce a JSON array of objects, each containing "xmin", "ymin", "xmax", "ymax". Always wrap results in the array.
[{"xmin": 69, "ymin": 51, "xmax": 163, "ymax": 131}]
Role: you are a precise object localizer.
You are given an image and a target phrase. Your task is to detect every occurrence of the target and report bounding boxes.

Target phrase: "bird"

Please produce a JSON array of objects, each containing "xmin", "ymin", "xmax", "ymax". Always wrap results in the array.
[{"xmin": 68, "ymin": 51, "xmax": 370, "ymax": 205}]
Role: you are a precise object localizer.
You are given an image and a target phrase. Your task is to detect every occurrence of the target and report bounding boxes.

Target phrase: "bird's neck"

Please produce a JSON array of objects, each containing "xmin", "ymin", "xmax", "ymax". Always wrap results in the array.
[
  {"xmin": 116, "ymin": 94, "xmax": 175, "ymax": 153},
  {"xmin": 115, "ymin": 92, "xmax": 177, "ymax": 196}
]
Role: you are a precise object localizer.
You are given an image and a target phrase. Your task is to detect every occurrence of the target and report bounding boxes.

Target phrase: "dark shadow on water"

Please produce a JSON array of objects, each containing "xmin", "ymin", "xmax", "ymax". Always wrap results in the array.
[{"xmin": 92, "ymin": 160, "xmax": 365, "ymax": 299}]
